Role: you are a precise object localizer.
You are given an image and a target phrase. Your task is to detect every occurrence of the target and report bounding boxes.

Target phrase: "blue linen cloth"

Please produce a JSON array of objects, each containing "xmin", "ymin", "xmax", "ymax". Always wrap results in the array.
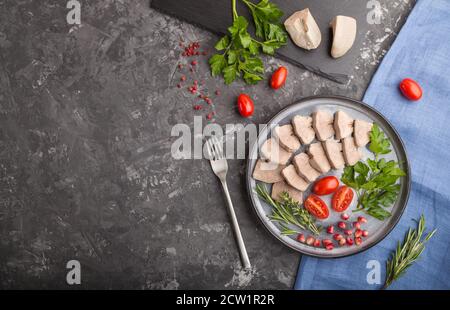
[{"xmin": 295, "ymin": 0, "xmax": 450, "ymax": 290}]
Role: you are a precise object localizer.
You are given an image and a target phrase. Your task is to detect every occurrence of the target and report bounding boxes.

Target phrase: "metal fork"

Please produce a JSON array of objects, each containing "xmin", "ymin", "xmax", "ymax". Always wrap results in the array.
[{"xmin": 206, "ymin": 136, "xmax": 251, "ymax": 269}]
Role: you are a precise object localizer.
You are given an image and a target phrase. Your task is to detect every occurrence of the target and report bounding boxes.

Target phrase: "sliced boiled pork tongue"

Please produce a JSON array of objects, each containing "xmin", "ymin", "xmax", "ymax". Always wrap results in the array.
[
  {"xmin": 313, "ymin": 110, "xmax": 335, "ymax": 141},
  {"xmin": 334, "ymin": 110, "xmax": 354, "ymax": 139},
  {"xmin": 354, "ymin": 119, "xmax": 373, "ymax": 147},
  {"xmin": 271, "ymin": 180, "xmax": 303, "ymax": 204},
  {"xmin": 252, "ymin": 160, "xmax": 285, "ymax": 184},
  {"xmin": 260, "ymin": 137, "xmax": 292, "ymax": 165},
  {"xmin": 342, "ymin": 136, "xmax": 363, "ymax": 166},
  {"xmin": 291, "ymin": 115, "xmax": 315, "ymax": 145},
  {"xmin": 281, "ymin": 165, "xmax": 309, "ymax": 192},
  {"xmin": 293, "ymin": 153, "xmax": 320, "ymax": 182},
  {"xmin": 274, "ymin": 124, "xmax": 301, "ymax": 153},
  {"xmin": 308, "ymin": 142, "xmax": 331, "ymax": 174},
  {"xmin": 323, "ymin": 140, "xmax": 345, "ymax": 170}
]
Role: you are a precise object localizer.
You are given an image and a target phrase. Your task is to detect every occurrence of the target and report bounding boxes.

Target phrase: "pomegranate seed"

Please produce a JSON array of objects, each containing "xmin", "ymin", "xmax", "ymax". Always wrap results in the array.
[
  {"xmin": 341, "ymin": 213, "xmax": 350, "ymax": 220},
  {"xmin": 314, "ymin": 239, "xmax": 321, "ymax": 247},
  {"xmin": 205, "ymin": 98, "xmax": 212, "ymax": 105},
  {"xmin": 215, "ymin": 90, "xmax": 221, "ymax": 96},
  {"xmin": 344, "ymin": 229, "xmax": 353, "ymax": 236},
  {"xmin": 306, "ymin": 236, "xmax": 315, "ymax": 246},
  {"xmin": 180, "ymin": 76, "xmax": 186, "ymax": 81},
  {"xmin": 191, "ymin": 60, "xmax": 197, "ymax": 66},
  {"xmin": 325, "ymin": 244, "xmax": 334, "ymax": 251},
  {"xmin": 339, "ymin": 238, "xmax": 346, "ymax": 246},
  {"xmin": 333, "ymin": 234, "xmax": 343, "ymax": 241},
  {"xmin": 202, "ymin": 51, "xmax": 207, "ymax": 56},
  {"xmin": 322, "ymin": 239, "xmax": 333, "ymax": 246},
  {"xmin": 355, "ymin": 229, "xmax": 363, "ymax": 238},
  {"xmin": 193, "ymin": 105, "xmax": 202, "ymax": 111},
  {"xmin": 297, "ymin": 234, "xmax": 306, "ymax": 243},
  {"xmin": 358, "ymin": 216, "xmax": 368, "ymax": 224},
  {"xmin": 362, "ymin": 230, "xmax": 369, "ymax": 237},
  {"xmin": 190, "ymin": 68, "xmax": 194, "ymax": 72},
  {"xmin": 178, "ymin": 64, "xmax": 183, "ymax": 69},
  {"xmin": 346, "ymin": 237, "xmax": 354, "ymax": 246},
  {"xmin": 206, "ymin": 113, "xmax": 214, "ymax": 120},
  {"xmin": 177, "ymin": 84, "xmax": 181, "ymax": 88},
  {"xmin": 355, "ymin": 237, "xmax": 362, "ymax": 246},
  {"xmin": 326, "ymin": 226, "xmax": 334, "ymax": 234},
  {"xmin": 353, "ymin": 222, "xmax": 361, "ymax": 229},
  {"xmin": 338, "ymin": 222, "xmax": 346, "ymax": 229},
  {"xmin": 182, "ymin": 52, "xmax": 187, "ymax": 56},
  {"xmin": 194, "ymin": 80, "xmax": 198, "ymax": 85}
]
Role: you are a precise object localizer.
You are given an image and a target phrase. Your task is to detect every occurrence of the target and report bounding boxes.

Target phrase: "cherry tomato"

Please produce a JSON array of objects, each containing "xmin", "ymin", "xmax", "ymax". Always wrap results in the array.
[
  {"xmin": 332, "ymin": 186, "xmax": 354, "ymax": 212},
  {"xmin": 399, "ymin": 78, "xmax": 423, "ymax": 101},
  {"xmin": 313, "ymin": 176, "xmax": 339, "ymax": 196},
  {"xmin": 237, "ymin": 94, "xmax": 254, "ymax": 118},
  {"xmin": 304, "ymin": 195, "xmax": 329, "ymax": 220},
  {"xmin": 270, "ymin": 66, "xmax": 288, "ymax": 90}
]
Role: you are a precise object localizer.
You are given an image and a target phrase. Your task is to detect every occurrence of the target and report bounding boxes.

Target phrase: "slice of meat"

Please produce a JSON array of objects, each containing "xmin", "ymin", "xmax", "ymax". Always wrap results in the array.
[
  {"xmin": 252, "ymin": 160, "xmax": 285, "ymax": 184},
  {"xmin": 334, "ymin": 110, "xmax": 354, "ymax": 139},
  {"xmin": 274, "ymin": 125, "xmax": 301, "ymax": 152},
  {"xmin": 323, "ymin": 140, "xmax": 345, "ymax": 169},
  {"xmin": 271, "ymin": 181, "xmax": 303, "ymax": 204},
  {"xmin": 313, "ymin": 110, "xmax": 335, "ymax": 141},
  {"xmin": 342, "ymin": 137, "xmax": 362, "ymax": 166},
  {"xmin": 291, "ymin": 115, "xmax": 315, "ymax": 145},
  {"xmin": 354, "ymin": 119, "xmax": 373, "ymax": 147},
  {"xmin": 284, "ymin": 8, "xmax": 322, "ymax": 50},
  {"xmin": 281, "ymin": 165, "xmax": 309, "ymax": 192},
  {"xmin": 260, "ymin": 138, "xmax": 292, "ymax": 165},
  {"xmin": 308, "ymin": 142, "xmax": 331, "ymax": 173},
  {"xmin": 293, "ymin": 153, "xmax": 320, "ymax": 182}
]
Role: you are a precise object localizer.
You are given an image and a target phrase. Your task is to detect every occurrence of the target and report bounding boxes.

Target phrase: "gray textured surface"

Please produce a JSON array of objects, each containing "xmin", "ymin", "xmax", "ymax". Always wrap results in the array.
[{"xmin": 0, "ymin": 0, "xmax": 413, "ymax": 289}]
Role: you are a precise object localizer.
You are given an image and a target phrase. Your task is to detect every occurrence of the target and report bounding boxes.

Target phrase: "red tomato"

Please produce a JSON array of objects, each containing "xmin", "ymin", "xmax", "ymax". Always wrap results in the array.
[
  {"xmin": 313, "ymin": 176, "xmax": 339, "ymax": 196},
  {"xmin": 304, "ymin": 195, "xmax": 329, "ymax": 219},
  {"xmin": 270, "ymin": 66, "xmax": 288, "ymax": 90},
  {"xmin": 237, "ymin": 94, "xmax": 254, "ymax": 118},
  {"xmin": 399, "ymin": 78, "xmax": 423, "ymax": 101},
  {"xmin": 332, "ymin": 186, "xmax": 354, "ymax": 212}
]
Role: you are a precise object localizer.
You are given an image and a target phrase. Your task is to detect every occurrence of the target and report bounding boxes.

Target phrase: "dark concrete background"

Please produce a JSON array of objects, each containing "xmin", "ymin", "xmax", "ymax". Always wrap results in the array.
[{"xmin": 0, "ymin": 0, "xmax": 413, "ymax": 289}]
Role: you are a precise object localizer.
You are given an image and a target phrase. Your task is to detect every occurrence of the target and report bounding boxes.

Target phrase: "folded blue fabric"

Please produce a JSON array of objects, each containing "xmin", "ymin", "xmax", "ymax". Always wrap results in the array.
[{"xmin": 295, "ymin": 0, "xmax": 450, "ymax": 290}]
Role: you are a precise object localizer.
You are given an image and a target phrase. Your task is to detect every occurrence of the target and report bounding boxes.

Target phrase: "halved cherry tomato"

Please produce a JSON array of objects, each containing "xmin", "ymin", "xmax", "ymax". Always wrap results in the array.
[
  {"xmin": 399, "ymin": 78, "xmax": 423, "ymax": 101},
  {"xmin": 270, "ymin": 66, "xmax": 288, "ymax": 90},
  {"xmin": 313, "ymin": 176, "xmax": 339, "ymax": 196},
  {"xmin": 304, "ymin": 195, "xmax": 329, "ymax": 219},
  {"xmin": 332, "ymin": 186, "xmax": 354, "ymax": 212},
  {"xmin": 237, "ymin": 94, "xmax": 254, "ymax": 118}
]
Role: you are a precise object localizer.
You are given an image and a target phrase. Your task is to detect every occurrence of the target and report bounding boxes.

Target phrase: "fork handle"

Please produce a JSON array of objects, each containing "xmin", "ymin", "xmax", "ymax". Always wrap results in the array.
[{"xmin": 220, "ymin": 180, "xmax": 251, "ymax": 269}]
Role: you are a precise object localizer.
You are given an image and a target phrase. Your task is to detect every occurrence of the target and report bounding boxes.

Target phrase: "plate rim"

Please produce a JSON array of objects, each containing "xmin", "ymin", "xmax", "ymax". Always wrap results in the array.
[{"xmin": 245, "ymin": 95, "xmax": 411, "ymax": 259}]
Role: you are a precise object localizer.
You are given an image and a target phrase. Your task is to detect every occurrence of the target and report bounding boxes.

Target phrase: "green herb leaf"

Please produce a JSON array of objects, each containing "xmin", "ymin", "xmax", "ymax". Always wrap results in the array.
[
  {"xmin": 370, "ymin": 124, "xmax": 392, "ymax": 155},
  {"xmin": 209, "ymin": 54, "xmax": 227, "ymax": 77},
  {"xmin": 215, "ymin": 36, "xmax": 230, "ymax": 51}
]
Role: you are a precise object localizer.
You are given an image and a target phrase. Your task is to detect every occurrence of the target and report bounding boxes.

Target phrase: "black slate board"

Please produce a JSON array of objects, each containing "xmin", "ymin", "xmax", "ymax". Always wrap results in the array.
[{"xmin": 151, "ymin": 0, "xmax": 369, "ymax": 84}]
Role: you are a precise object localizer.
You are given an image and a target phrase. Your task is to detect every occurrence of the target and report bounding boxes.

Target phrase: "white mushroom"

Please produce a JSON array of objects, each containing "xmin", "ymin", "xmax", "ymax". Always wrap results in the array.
[
  {"xmin": 308, "ymin": 142, "xmax": 331, "ymax": 174},
  {"xmin": 281, "ymin": 165, "xmax": 309, "ymax": 192},
  {"xmin": 330, "ymin": 16, "xmax": 357, "ymax": 58},
  {"xmin": 334, "ymin": 110, "xmax": 354, "ymax": 139},
  {"xmin": 323, "ymin": 140, "xmax": 345, "ymax": 170},
  {"xmin": 274, "ymin": 124, "xmax": 301, "ymax": 152},
  {"xmin": 252, "ymin": 160, "xmax": 285, "ymax": 184},
  {"xmin": 342, "ymin": 137, "xmax": 362, "ymax": 166},
  {"xmin": 284, "ymin": 8, "xmax": 322, "ymax": 50},
  {"xmin": 291, "ymin": 115, "xmax": 315, "ymax": 145},
  {"xmin": 354, "ymin": 119, "xmax": 373, "ymax": 147},
  {"xmin": 271, "ymin": 181, "xmax": 303, "ymax": 203},
  {"xmin": 260, "ymin": 138, "xmax": 292, "ymax": 165},
  {"xmin": 313, "ymin": 110, "xmax": 335, "ymax": 141}
]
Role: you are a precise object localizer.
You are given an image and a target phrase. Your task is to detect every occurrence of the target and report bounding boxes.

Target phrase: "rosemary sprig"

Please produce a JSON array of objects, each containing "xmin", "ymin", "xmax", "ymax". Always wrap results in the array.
[
  {"xmin": 383, "ymin": 215, "xmax": 436, "ymax": 289},
  {"xmin": 255, "ymin": 184, "xmax": 321, "ymax": 236}
]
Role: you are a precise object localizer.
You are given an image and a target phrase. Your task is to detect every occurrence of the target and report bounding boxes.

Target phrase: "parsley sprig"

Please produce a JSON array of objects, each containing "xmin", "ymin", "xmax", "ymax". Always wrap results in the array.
[
  {"xmin": 256, "ymin": 184, "xmax": 321, "ymax": 236},
  {"xmin": 209, "ymin": 0, "xmax": 287, "ymax": 85},
  {"xmin": 341, "ymin": 124, "xmax": 406, "ymax": 220}
]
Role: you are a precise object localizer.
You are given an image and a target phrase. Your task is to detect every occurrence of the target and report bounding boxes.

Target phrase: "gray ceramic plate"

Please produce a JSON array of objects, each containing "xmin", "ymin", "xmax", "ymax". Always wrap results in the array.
[{"xmin": 246, "ymin": 96, "xmax": 410, "ymax": 258}]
